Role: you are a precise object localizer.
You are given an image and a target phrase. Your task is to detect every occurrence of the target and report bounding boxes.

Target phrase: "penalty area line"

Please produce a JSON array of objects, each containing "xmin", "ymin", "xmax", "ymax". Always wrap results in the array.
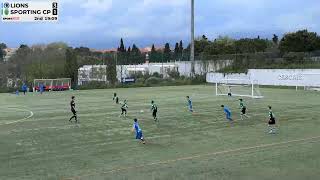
[{"xmin": 62, "ymin": 135, "xmax": 320, "ymax": 180}]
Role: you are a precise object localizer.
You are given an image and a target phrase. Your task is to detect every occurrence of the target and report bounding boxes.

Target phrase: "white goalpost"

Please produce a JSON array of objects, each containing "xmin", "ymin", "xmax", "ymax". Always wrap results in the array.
[
  {"xmin": 302, "ymin": 73, "xmax": 320, "ymax": 91},
  {"xmin": 33, "ymin": 78, "xmax": 71, "ymax": 92},
  {"xmin": 215, "ymin": 79, "xmax": 263, "ymax": 98}
]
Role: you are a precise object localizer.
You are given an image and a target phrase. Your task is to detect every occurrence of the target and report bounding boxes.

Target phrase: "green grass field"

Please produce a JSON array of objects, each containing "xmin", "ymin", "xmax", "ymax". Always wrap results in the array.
[{"xmin": 0, "ymin": 85, "xmax": 320, "ymax": 180}]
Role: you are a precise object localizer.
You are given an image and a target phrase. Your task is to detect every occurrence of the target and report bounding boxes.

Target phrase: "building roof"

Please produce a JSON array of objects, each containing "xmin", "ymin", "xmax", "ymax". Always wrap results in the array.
[{"xmin": 90, "ymin": 48, "xmax": 117, "ymax": 53}]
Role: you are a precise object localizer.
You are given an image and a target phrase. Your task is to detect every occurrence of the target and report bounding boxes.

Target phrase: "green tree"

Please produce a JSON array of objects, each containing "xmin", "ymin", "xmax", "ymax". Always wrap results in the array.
[
  {"xmin": 163, "ymin": 43, "xmax": 171, "ymax": 62},
  {"xmin": 117, "ymin": 38, "xmax": 128, "ymax": 65},
  {"xmin": 131, "ymin": 44, "xmax": 143, "ymax": 64},
  {"xmin": 0, "ymin": 43, "xmax": 7, "ymax": 62},
  {"xmin": 74, "ymin": 47, "xmax": 91, "ymax": 56},
  {"xmin": 65, "ymin": 48, "xmax": 78, "ymax": 88},
  {"xmin": 9, "ymin": 44, "xmax": 32, "ymax": 79},
  {"xmin": 179, "ymin": 40, "xmax": 183, "ymax": 54},
  {"xmin": 279, "ymin": 29, "xmax": 320, "ymax": 53},
  {"xmin": 19, "ymin": 44, "xmax": 28, "ymax": 49},
  {"xmin": 7, "ymin": 43, "xmax": 68, "ymax": 83},
  {"xmin": 150, "ymin": 44, "xmax": 157, "ymax": 62},
  {"xmin": 184, "ymin": 44, "xmax": 190, "ymax": 61},
  {"xmin": 126, "ymin": 46, "xmax": 131, "ymax": 64},
  {"xmin": 178, "ymin": 40, "xmax": 185, "ymax": 61},
  {"xmin": 272, "ymin": 34, "xmax": 279, "ymax": 45},
  {"xmin": 119, "ymin": 38, "xmax": 126, "ymax": 53},
  {"xmin": 0, "ymin": 43, "xmax": 7, "ymax": 49},
  {"xmin": 195, "ymin": 35, "xmax": 210, "ymax": 56},
  {"xmin": 235, "ymin": 38, "xmax": 270, "ymax": 53},
  {"xmin": 105, "ymin": 53, "xmax": 117, "ymax": 85},
  {"xmin": 174, "ymin": 42, "xmax": 179, "ymax": 61},
  {"xmin": 203, "ymin": 36, "xmax": 236, "ymax": 56},
  {"xmin": 149, "ymin": 44, "xmax": 162, "ymax": 63},
  {"xmin": 46, "ymin": 42, "xmax": 68, "ymax": 50}
]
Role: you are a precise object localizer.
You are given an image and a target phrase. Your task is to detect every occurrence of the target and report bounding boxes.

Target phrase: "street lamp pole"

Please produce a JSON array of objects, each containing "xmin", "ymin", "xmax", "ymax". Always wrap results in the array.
[{"xmin": 190, "ymin": 0, "xmax": 195, "ymax": 77}]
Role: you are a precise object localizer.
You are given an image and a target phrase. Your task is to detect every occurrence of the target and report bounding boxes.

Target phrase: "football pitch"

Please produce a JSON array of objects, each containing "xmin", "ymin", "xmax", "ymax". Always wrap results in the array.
[{"xmin": 0, "ymin": 85, "xmax": 320, "ymax": 180}]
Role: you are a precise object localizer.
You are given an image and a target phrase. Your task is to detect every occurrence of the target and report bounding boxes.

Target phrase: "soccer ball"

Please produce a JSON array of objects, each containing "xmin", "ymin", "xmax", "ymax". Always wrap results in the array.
[{"xmin": 140, "ymin": 110, "xmax": 144, "ymax": 113}]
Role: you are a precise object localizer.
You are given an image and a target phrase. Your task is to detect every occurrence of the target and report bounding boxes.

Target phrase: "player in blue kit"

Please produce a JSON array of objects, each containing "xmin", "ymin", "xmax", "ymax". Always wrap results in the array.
[
  {"xmin": 132, "ymin": 118, "xmax": 145, "ymax": 144},
  {"xmin": 186, "ymin": 96, "xmax": 193, "ymax": 112},
  {"xmin": 221, "ymin": 105, "xmax": 233, "ymax": 121},
  {"xmin": 22, "ymin": 83, "xmax": 28, "ymax": 95},
  {"xmin": 39, "ymin": 83, "xmax": 45, "ymax": 94}
]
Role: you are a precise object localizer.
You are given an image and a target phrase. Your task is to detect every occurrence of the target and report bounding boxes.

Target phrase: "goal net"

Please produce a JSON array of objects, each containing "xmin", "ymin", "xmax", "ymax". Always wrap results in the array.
[
  {"xmin": 33, "ymin": 78, "xmax": 71, "ymax": 92},
  {"xmin": 215, "ymin": 79, "xmax": 263, "ymax": 98}
]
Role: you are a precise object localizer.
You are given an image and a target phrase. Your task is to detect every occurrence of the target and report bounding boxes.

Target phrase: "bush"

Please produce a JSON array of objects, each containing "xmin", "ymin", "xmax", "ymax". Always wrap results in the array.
[
  {"xmin": 283, "ymin": 52, "xmax": 305, "ymax": 63},
  {"xmin": 131, "ymin": 72, "xmax": 144, "ymax": 79},
  {"xmin": 191, "ymin": 74, "xmax": 206, "ymax": 84},
  {"xmin": 136, "ymin": 78, "xmax": 145, "ymax": 84},
  {"xmin": 167, "ymin": 69, "xmax": 180, "ymax": 79},
  {"xmin": 0, "ymin": 87, "xmax": 16, "ymax": 93},
  {"xmin": 145, "ymin": 77, "xmax": 161, "ymax": 86},
  {"xmin": 175, "ymin": 78, "xmax": 191, "ymax": 85},
  {"xmin": 152, "ymin": 72, "xmax": 163, "ymax": 78}
]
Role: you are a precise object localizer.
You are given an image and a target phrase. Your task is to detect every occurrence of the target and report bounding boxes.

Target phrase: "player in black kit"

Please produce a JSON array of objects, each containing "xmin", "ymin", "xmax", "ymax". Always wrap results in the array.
[
  {"xmin": 69, "ymin": 96, "xmax": 78, "ymax": 123},
  {"xmin": 151, "ymin": 100, "xmax": 158, "ymax": 121},
  {"xmin": 113, "ymin": 93, "xmax": 119, "ymax": 104}
]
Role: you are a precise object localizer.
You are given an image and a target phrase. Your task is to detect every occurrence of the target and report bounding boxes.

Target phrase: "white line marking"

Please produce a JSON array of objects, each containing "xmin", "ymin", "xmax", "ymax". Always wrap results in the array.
[
  {"xmin": 0, "ymin": 107, "xmax": 34, "ymax": 126},
  {"xmin": 63, "ymin": 135, "xmax": 320, "ymax": 180}
]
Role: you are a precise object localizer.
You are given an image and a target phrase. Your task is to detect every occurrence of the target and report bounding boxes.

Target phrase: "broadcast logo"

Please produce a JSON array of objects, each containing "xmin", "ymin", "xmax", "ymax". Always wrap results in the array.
[{"xmin": 1, "ymin": 2, "xmax": 10, "ymax": 16}]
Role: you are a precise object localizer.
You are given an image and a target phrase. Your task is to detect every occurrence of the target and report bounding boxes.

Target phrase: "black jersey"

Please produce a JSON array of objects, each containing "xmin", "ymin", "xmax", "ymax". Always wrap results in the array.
[
  {"xmin": 269, "ymin": 110, "xmax": 275, "ymax": 119},
  {"xmin": 121, "ymin": 103, "xmax": 128, "ymax": 110},
  {"xmin": 71, "ymin": 100, "xmax": 75, "ymax": 110},
  {"xmin": 268, "ymin": 110, "xmax": 276, "ymax": 124},
  {"xmin": 151, "ymin": 104, "xmax": 158, "ymax": 112}
]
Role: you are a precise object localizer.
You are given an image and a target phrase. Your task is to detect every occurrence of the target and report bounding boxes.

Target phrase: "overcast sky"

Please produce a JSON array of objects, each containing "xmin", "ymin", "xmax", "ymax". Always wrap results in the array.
[{"xmin": 1, "ymin": 0, "xmax": 320, "ymax": 49}]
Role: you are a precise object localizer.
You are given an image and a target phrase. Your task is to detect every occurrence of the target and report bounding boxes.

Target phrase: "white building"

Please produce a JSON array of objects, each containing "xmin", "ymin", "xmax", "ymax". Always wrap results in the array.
[
  {"xmin": 117, "ymin": 63, "xmax": 179, "ymax": 80},
  {"xmin": 3, "ymin": 48, "xmax": 17, "ymax": 62},
  {"xmin": 78, "ymin": 63, "xmax": 179, "ymax": 85},
  {"xmin": 78, "ymin": 65, "xmax": 107, "ymax": 85},
  {"xmin": 78, "ymin": 60, "xmax": 229, "ymax": 85}
]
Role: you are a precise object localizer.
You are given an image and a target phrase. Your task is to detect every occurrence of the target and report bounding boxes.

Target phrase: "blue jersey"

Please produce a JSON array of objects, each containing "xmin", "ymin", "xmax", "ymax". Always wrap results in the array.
[
  {"xmin": 188, "ymin": 99, "xmax": 192, "ymax": 106},
  {"xmin": 22, "ymin": 85, "xmax": 27, "ymax": 91},
  {"xmin": 224, "ymin": 106, "xmax": 232, "ymax": 120},
  {"xmin": 133, "ymin": 122, "xmax": 142, "ymax": 133},
  {"xmin": 224, "ymin": 107, "xmax": 231, "ymax": 114}
]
